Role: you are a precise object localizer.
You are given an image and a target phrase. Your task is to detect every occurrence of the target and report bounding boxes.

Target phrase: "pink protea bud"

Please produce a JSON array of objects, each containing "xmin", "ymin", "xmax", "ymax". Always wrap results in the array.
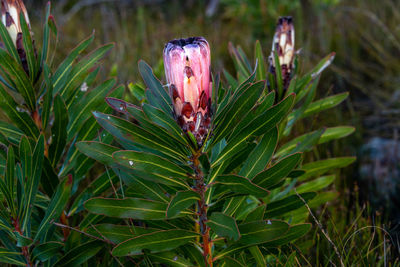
[
  {"xmin": 269, "ymin": 16, "xmax": 295, "ymax": 90},
  {"xmin": 164, "ymin": 37, "xmax": 212, "ymax": 147},
  {"xmin": 1, "ymin": 0, "xmax": 30, "ymax": 46},
  {"xmin": 1, "ymin": 0, "xmax": 32, "ymax": 74}
]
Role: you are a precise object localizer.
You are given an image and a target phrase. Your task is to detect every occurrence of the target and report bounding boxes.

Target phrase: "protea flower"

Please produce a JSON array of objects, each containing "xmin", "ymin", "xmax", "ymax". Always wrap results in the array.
[
  {"xmin": 269, "ymin": 16, "xmax": 295, "ymax": 91},
  {"xmin": 1, "ymin": 0, "xmax": 32, "ymax": 73},
  {"xmin": 164, "ymin": 37, "xmax": 212, "ymax": 147}
]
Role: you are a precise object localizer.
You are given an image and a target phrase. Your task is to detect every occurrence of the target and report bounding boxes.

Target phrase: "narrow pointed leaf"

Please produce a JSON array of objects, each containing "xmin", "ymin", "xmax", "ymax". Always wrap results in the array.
[
  {"xmin": 138, "ymin": 60, "xmax": 171, "ymax": 113},
  {"xmin": 21, "ymin": 135, "xmax": 44, "ymax": 232},
  {"xmin": 299, "ymin": 157, "xmax": 356, "ymax": 180},
  {"xmin": 86, "ymin": 224, "xmax": 158, "ymax": 244},
  {"xmin": 76, "ymin": 141, "xmax": 119, "ymax": 165},
  {"xmin": 0, "ymin": 49, "xmax": 35, "ymax": 110},
  {"xmin": 214, "ymin": 174, "xmax": 269, "ymax": 198},
  {"xmin": 54, "ymin": 240, "xmax": 102, "ymax": 267},
  {"xmin": 239, "ymin": 128, "xmax": 278, "ymax": 179},
  {"xmin": 207, "ymin": 212, "xmax": 240, "ymax": 241},
  {"xmin": 48, "ymin": 95, "xmax": 68, "ymax": 166},
  {"xmin": 32, "ymin": 242, "xmax": 64, "ymax": 262},
  {"xmin": 85, "ymin": 197, "xmax": 170, "ymax": 220},
  {"xmin": 166, "ymin": 190, "xmax": 200, "ymax": 218},
  {"xmin": 264, "ymin": 192, "xmax": 316, "ymax": 218},
  {"xmin": 35, "ymin": 176, "xmax": 73, "ymax": 241},
  {"xmin": 112, "ymin": 229, "xmax": 198, "ymax": 256},
  {"xmin": 212, "ymin": 94, "xmax": 294, "ymax": 168},
  {"xmin": 0, "ymin": 84, "xmax": 39, "ymax": 138},
  {"xmin": 20, "ymin": 13, "xmax": 38, "ymax": 80},
  {"xmin": 252, "ymin": 153, "xmax": 302, "ymax": 189},
  {"xmin": 112, "ymin": 150, "xmax": 191, "ymax": 189}
]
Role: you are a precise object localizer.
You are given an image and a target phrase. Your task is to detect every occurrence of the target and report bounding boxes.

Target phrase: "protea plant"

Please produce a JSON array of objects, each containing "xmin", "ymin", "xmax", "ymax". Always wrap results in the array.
[{"xmin": 164, "ymin": 37, "xmax": 212, "ymax": 147}]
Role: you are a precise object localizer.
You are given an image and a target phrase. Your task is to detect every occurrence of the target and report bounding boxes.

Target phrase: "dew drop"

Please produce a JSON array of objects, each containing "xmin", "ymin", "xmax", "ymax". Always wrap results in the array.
[
  {"xmin": 173, "ymin": 256, "xmax": 178, "ymax": 261},
  {"xmin": 129, "ymin": 160, "xmax": 134, "ymax": 166},
  {"xmin": 107, "ymin": 116, "xmax": 111, "ymax": 119},
  {"xmin": 267, "ymin": 220, "xmax": 272, "ymax": 225}
]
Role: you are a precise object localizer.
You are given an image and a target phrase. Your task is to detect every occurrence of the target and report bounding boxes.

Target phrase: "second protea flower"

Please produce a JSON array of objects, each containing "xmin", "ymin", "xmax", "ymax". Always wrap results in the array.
[
  {"xmin": 164, "ymin": 37, "xmax": 212, "ymax": 147},
  {"xmin": 269, "ymin": 16, "xmax": 295, "ymax": 91},
  {"xmin": 1, "ymin": 0, "xmax": 32, "ymax": 74}
]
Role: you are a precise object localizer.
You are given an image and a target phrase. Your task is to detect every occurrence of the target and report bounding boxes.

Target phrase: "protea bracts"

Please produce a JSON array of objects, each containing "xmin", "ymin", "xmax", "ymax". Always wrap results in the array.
[
  {"xmin": 1, "ymin": 0, "xmax": 33, "ymax": 74},
  {"xmin": 269, "ymin": 16, "xmax": 295, "ymax": 92},
  {"xmin": 164, "ymin": 37, "xmax": 212, "ymax": 147}
]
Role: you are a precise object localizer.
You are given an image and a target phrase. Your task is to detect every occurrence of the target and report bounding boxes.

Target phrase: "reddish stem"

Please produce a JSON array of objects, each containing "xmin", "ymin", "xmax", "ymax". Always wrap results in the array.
[{"xmin": 192, "ymin": 154, "xmax": 213, "ymax": 267}]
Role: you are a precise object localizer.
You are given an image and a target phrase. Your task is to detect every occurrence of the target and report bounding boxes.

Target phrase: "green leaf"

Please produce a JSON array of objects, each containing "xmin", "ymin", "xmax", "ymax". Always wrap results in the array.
[
  {"xmin": 248, "ymin": 246, "xmax": 266, "ymax": 267},
  {"xmin": 299, "ymin": 157, "xmax": 356, "ymax": 180},
  {"xmin": 124, "ymin": 172, "xmax": 169, "ymax": 203},
  {"xmin": 21, "ymin": 135, "xmax": 44, "ymax": 232},
  {"xmin": 166, "ymin": 190, "xmax": 200, "ymax": 218},
  {"xmin": 149, "ymin": 251, "xmax": 194, "ymax": 267},
  {"xmin": 14, "ymin": 231, "xmax": 33, "ymax": 247},
  {"xmin": 273, "ymin": 50, "xmax": 284, "ymax": 99},
  {"xmin": 0, "ymin": 248, "xmax": 25, "ymax": 266},
  {"xmin": 60, "ymin": 43, "xmax": 114, "ymax": 98},
  {"xmin": 295, "ymin": 175, "xmax": 335, "ymax": 194},
  {"xmin": 238, "ymin": 220, "xmax": 289, "ymax": 245},
  {"xmin": 252, "ymin": 153, "xmax": 302, "ymax": 189},
  {"xmin": 239, "ymin": 127, "xmax": 278, "ymax": 179},
  {"xmin": 67, "ymin": 79, "xmax": 116, "ymax": 140},
  {"xmin": 318, "ymin": 126, "xmax": 355, "ymax": 144},
  {"xmin": 213, "ymin": 81, "xmax": 264, "ymax": 144},
  {"xmin": 86, "ymin": 224, "xmax": 158, "ymax": 244},
  {"xmin": 215, "ymin": 220, "xmax": 289, "ymax": 260},
  {"xmin": 263, "ymin": 223, "xmax": 312, "ymax": 247},
  {"xmin": 20, "ymin": 12, "xmax": 38, "ymax": 80},
  {"xmin": 243, "ymin": 204, "xmax": 266, "ymax": 223},
  {"xmin": 35, "ymin": 176, "xmax": 72, "ymax": 241},
  {"xmin": 138, "ymin": 60, "xmax": 171, "ymax": 113},
  {"xmin": 41, "ymin": 64, "xmax": 54, "ymax": 130},
  {"xmin": 93, "ymin": 112, "xmax": 186, "ymax": 161},
  {"xmin": 207, "ymin": 212, "xmax": 240, "ymax": 241},
  {"xmin": 5, "ymin": 146, "xmax": 15, "ymax": 203},
  {"xmin": 142, "ymin": 103, "xmax": 189, "ymax": 146},
  {"xmin": 0, "ymin": 121, "xmax": 24, "ymax": 145},
  {"xmin": 53, "ymin": 33, "xmax": 95, "ymax": 93},
  {"xmin": 228, "ymin": 43, "xmax": 251, "ymax": 80},
  {"xmin": 0, "ymin": 49, "xmax": 35, "ymax": 110},
  {"xmin": 32, "ymin": 241, "xmax": 64, "ymax": 262},
  {"xmin": 54, "ymin": 240, "xmax": 102, "ymax": 267},
  {"xmin": 85, "ymin": 197, "xmax": 171, "ymax": 220},
  {"xmin": 112, "ymin": 150, "xmax": 191, "ymax": 189},
  {"xmin": 255, "ymin": 41, "xmax": 266, "ymax": 81},
  {"xmin": 0, "ymin": 20, "xmax": 20, "ymax": 62},
  {"xmin": 76, "ymin": 141, "xmax": 119, "ymax": 165},
  {"xmin": 277, "ymin": 126, "xmax": 354, "ymax": 157},
  {"xmin": 48, "ymin": 95, "xmax": 68, "ymax": 166},
  {"xmin": 0, "ymin": 84, "xmax": 39, "ymax": 138},
  {"xmin": 212, "ymin": 94, "xmax": 294, "ymax": 168},
  {"xmin": 301, "ymin": 92, "xmax": 349, "ymax": 119},
  {"xmin": 40, "ymin": 3, "xmax": 52, "ymax": 67},
  {"xmin": 213, "ymin": 174, "xmax": 269, "ymax": 198},
  {"xmin": 112, "ymin": 229, "xmax": 198, "ymax": 256},
  {"xmin": 264, "ymin": 192, "xmax": 316, "ymax": 218}
]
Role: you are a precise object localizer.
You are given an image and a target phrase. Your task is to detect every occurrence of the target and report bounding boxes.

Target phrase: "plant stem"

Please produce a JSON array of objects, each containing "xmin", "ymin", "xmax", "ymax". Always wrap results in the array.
[
  {"xmin": 192, "ymin": 153, "xmax": 213, "ymax": 267},
  {"xmin": 11, "ymin": 217, "xmax": 32, "ymax": 266}
]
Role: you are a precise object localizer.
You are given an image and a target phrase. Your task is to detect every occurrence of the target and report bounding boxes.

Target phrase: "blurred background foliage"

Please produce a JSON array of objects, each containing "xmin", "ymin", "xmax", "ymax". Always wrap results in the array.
[{"xmin": 23, "ymin": 0, "xmax": 400, "ymax": 264}]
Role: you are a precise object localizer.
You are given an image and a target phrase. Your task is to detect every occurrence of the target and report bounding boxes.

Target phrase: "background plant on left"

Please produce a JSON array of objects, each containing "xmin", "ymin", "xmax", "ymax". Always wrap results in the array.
[{"xmin": 0, "ymin": 1, "xmax": 123, "ymax": 265}]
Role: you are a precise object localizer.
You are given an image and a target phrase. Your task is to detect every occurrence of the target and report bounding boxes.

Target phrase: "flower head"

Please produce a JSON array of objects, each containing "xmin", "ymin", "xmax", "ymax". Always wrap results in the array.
[
  {"xmin": 269, "ymin": 16, "xmax": 295, "ymax": 89},
  {"xmin": 1, "ymin": 0, "xmax": 30, "ymax": 46},
  {"xmin": 164, "ymin": 37, "xmax": 212, "ymax": 147}
]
